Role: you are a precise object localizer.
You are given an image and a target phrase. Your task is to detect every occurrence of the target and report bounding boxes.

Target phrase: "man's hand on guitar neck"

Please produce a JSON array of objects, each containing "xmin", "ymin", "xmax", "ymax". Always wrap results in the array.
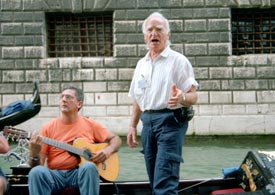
[{"xmin": 29, "ymin": 131, "xmax": 43, "ymax": 166}]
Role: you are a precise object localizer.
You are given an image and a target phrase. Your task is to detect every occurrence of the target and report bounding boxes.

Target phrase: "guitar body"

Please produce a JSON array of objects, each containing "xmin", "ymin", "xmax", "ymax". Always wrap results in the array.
[{"xmin": 72, "ymin": 138, "xmax": 119, "ymax": 182}]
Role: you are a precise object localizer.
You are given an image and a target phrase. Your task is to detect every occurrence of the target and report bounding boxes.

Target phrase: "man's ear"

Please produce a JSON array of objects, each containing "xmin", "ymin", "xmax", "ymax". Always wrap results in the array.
[{"xmin": 77, "ymin": 101, "xmax": 83, "ymax": 111}]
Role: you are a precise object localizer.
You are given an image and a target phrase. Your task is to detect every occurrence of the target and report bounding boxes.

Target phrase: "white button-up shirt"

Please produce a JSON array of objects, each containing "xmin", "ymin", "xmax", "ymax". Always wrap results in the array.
[{"xmin": 129, "ymin": 46, "xmax": 198, "ymax": 111}]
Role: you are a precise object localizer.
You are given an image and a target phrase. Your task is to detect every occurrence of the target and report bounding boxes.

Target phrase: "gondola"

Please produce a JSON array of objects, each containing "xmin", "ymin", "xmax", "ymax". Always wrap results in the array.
[
  {"xmin": 0, "ymin": 81, "xmax": 41, "ymax": 131},
  {"xmin": 5, "ymin": 150, "xmax": 275, "ymax": 195}
]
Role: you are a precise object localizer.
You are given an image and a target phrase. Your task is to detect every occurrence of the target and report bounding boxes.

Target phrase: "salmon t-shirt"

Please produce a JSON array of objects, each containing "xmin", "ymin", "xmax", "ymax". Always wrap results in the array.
[{"xmin": 40, "ymin": 116, "xmax": 110, "ymax": 170}]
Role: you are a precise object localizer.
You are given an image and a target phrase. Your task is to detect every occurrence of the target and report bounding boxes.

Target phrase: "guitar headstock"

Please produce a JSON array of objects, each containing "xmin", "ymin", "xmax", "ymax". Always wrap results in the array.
[{"xmin": 3, "ymin": 126, "xmax": 30, "ymax": 141}]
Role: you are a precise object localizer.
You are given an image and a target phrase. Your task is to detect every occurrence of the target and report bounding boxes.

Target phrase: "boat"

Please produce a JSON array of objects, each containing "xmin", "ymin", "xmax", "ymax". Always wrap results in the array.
[
  {"xmin": 2, "ymin": 82, "xmax": 275, "ymax": 194},
  {"xmin": 5, "ymin": 150, "xmax": 275, "ymax": 195},
  {"xmin": 0, "ymin": 81, "xmax": 41, "ymax": 131}
]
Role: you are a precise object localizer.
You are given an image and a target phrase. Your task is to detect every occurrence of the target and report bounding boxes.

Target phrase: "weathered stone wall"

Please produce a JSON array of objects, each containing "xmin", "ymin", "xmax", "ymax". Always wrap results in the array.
[{"xmin": 0, "ymin": 0, "xmax": 275, "ymax": 135}]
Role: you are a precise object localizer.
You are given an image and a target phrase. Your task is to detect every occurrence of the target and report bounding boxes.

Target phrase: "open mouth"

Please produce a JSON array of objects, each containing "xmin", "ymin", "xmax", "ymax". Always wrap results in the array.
[{"xmin": 151, "ymin": 39, "xmax": 159, "ymax": 43}]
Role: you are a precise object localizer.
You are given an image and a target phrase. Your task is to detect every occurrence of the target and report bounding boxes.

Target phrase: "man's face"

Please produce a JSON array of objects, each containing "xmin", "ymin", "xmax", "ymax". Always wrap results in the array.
[
  {"xmin": 144, "ymin": 17, "xmax": 170, "ymax": 52},
  {"xmin": 59, "ymin": 89, "xmax": 82, "ymax": 113}
]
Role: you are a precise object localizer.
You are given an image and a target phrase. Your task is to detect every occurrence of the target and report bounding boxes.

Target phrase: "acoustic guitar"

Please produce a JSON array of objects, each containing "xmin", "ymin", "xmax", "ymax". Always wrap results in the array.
[{"xmin": 3, "ymin": 126, "xmax": 119, "ymax": 182}]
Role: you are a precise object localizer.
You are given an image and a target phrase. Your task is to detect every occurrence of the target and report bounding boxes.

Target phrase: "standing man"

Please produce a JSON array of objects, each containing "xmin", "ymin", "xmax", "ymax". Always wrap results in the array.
[
  {"xmin": 28, "ymin": 86, "xmax": 121, "ymax": 195},
  {"xmin": 0, "ymin": 136, "xmax": 10, "ymax": 195},
  {"xmin": 127, "ymin": 12, "xmax": 198, "ymax": 195}
]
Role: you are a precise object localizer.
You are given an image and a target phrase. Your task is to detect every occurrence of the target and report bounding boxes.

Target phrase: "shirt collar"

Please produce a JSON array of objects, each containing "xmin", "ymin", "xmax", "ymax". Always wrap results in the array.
[{"xmin": 145, "ymin": 46, "xmax": 171, "ymax": 61}]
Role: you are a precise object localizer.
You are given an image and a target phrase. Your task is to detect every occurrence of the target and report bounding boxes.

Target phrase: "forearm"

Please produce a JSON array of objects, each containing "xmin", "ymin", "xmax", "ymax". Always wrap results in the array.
[
  {"xmin": 130, "ymin": 101, "xmax": 141, "ymax": 128},
  {"xmin": 108, "ymin": 135, "xmax": 122, "ymax": 154},
  {"xmin": 182, "ymin": 86, "xmax": 198, "ymax": 107}
]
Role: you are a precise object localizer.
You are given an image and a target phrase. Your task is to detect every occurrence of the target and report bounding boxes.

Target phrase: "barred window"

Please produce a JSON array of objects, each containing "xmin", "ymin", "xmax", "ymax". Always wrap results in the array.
[
  {"xmin": 231, "ymin": 8, "xmax": 275, "ymax": 55},
  {"xmin": 46, "ymin": 12, "xmax": 113, "ymax": 57}
]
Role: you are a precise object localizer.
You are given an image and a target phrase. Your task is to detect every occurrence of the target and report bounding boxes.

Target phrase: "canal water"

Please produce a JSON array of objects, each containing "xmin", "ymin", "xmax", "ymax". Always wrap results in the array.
[{"xmin": 1, "ymin": 135, "xmax": 275, "ymax": 181}]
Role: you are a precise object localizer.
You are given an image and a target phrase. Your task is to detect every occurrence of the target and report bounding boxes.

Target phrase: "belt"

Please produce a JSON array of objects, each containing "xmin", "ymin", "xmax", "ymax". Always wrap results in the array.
[{"xmin": 143, "ymin": 108, "xmax": 181, "ymax": 113}]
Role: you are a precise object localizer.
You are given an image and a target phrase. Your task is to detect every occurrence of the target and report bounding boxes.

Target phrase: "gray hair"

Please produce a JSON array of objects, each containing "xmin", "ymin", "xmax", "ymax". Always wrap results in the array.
[
  {"xmin": 142, "ymin": 12, "xmax": 170, "ymax": 34},
  {"xmin": 62, "ymin": 86, "xmax": 84, "ymax": 102}
]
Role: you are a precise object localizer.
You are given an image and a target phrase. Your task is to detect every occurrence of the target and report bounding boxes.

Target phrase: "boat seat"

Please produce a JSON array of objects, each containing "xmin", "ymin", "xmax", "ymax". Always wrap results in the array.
[
  {"xmin": 51, "ymin": 187, "xmax": 80, "ymax": 195},
  {"xmin": 211, "ymin": 188, "xmax": 245, "ymax": 194}
]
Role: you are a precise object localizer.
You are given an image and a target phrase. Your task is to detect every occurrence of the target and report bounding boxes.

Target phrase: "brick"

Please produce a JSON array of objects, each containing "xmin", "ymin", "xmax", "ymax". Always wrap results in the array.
[
  {"xmin": 48, "ymin": 93, "xmax": 60, "ymax": 106},
  {"xmin": 0, "ymin": 36, "xmax": 14, "ymax": 46},
  {"xmin": 3, "ymin": 70, "xmax": 24, "ymax": 82},
  {"xmin": 0, "ymin": 83, "xmax": 15, "ymax": 94},
  {"xmin": 233, "ymin": 91, "xmax": 256, "ymax": 103},
  {"xmin": 222, "ymin": 80, "xmax": 245, "ymax": 90},
  {"xmin": 185, "ymin": 43, "xmax": 207, "ymax": 56},
  {"xmin": 39, "ymin": 83, "xmax": 60, "ymax": 93},
  {"xmin": 24, "ymin": 23, "xmax": 43, "ymax": 35},
  {"xmin": 72, "ymin": 69, "xmax": 94, "ymax": 81},
  {"xmin": 2, "ymin": 23, "xmax": 23, "ymax": 35},
  {"xmin": 246, "ymin": 80, "xmax": 269, "ymax": 90},
  {"xmin": 159, "ymin": 0, "xmax": 182, "ymax": 7},
  {"xmin": 118, "ymin": 68, "xmax": 134, "ymax": 80},
  {"xmin": 26, "ymin": 70, "xmax": 47, "ymax": 82},
  {"xmin": 59, "ymin": 58, "xmax": 81, "ymax": 68},
  {"xmin": 209, "ymin": 43, "xmax": 231, "ymax": 55},
  {"xmin": 108, "ymin": 81, "xmax": 130, "ymax": 92},
  {"xmin": 107, "ymin": 106, "xmax": 130, "ymax": 116},
  {"xmin": 183, "ymin": 0, "xmax": 204, "ymax": 7},
  {"xmin": 2, "ymin": 47, "xmax": 24, "ymax": 59},
  {"xmin": 196, "ymin": 91, "xmax": 209, "ymax": 104},
  {"xmin": 246, "ymin": 55, "xmax": 268, "ymax": 65},
  {"xmin": 169, "ymin": 20, "xmax": 184, "ymax": 32},
  {"xmin": 95, "ymin": 93, "xmax": 117, "ymax": 105},
  {"xmin": 82, "ymin": 106, "xmax": 106, "ymax": 116},
  {"xmin": 118, "ymin": 92, "xmax": 133, "ymax": 105},
  {"xmin": 185, "ymin": 19, "xmax": 207, "ymax": 32},
  {"xmin": 257, "ymin": 67, "xmax": 275, "ymax": 78},
  {"xmin": 1, "ymin": 0, "xmax": 22, "ymax": 10},
  {"xmin": 83, "ymin": 82, "xmax": 107, "ymax": 92},
  {"xmin": 208, "ymin": 19, "xmax": 230, "ymax": 31},
  {"xmin": 114, "ymin": 21, "xmax": 137, "ymax": 33},
  {"xmin": 114, "ymin": 45, "xmax": 137, "ymax": 57},
  {"xmin": 199, "ymin": 80, "xmax": 220, "ymax": 90},
  {"xmin": 14, "ymin": 12, "xmax": 34, "ymax": 21},
  {"xmin": 210, "ymin": 91, "xmax": 232, "ymax": 103},
  {"xmin": 223, "ymin": 104, "xmax": 246, "ymax": 115},
  {"xmin": 137, "ymin": 0, "xmax": 159, "ymax": 8},
  {"xmin": 210, "ymin": 67, "xmax": 232, "ymax": 79},
  {"xmin": 0, "ymin": 60, "xmax": 15, "ymax": 69},
  {"xmin": 233, "ymin": 67, "xmax": 256, "ymax": 78},
  {"xmin": 23, "ymin": 0, "xmax": 45, "ymax": 10},
  {"xmin": 193, "ymin": 8, "xmax": 220, "ymax": 18},
  {"xmin": 39, "ymin": 58, "xmax": 59, "ymax": 69},
  {"xmin": 96, "ymin": 69, "xmax": 117, "ymax": 80},
  {"xmin": 104, "ymin": 58, "xmax": 128, "ymax": 68},
  {"xmin": 208, "ymin": 116, "xmax": 265, "ymax": 135},
  {"xmin": 257, "ymin": 91, "xmax": 275, "ymax": 103},
  {"xmin": 83, "ymin": 93, "xmax": 94, "ymax": 105},
  {"xmin": 24, "ymin": 46, "xmax": 44, "ymax": 58},
  {"xmin": 82, "ymin": 58, "xmax": 104, "ymax": 68},
  {"xmin": 196, "ymin": 56, "xmax": 220, "ymax": 66},
  {"xmin": 49, "ymin": 69, "xmax": 63, "ymax": 81}
]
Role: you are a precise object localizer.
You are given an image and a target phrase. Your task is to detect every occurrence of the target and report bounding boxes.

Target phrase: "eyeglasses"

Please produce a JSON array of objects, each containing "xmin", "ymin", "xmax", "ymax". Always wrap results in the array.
[{"xmin": 60, "ymin": 94, "xmax": 75, "ymax": 100}]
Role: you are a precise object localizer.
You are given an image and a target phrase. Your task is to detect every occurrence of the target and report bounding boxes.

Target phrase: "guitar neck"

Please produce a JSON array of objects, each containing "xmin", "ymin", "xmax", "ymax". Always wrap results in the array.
[{"xmin": 42, "ymin": 137, "xmax": 84, "ymax": 157}]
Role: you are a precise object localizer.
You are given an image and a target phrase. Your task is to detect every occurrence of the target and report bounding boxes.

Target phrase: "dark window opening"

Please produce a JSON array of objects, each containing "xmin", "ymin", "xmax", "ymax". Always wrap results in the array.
[
  {"xmin": 231, "ymin": 8, "xmax": 275, "ymax": 55},
  {"xmin": 46, "ymin": 12, "xmax": 113, "ymax": 57}
]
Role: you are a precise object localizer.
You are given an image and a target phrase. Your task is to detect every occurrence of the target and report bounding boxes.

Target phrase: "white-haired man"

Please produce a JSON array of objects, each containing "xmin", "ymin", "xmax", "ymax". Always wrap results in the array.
[{"xmin": 127, "ymin": 12, "xmax": 198, "ymax": 195}]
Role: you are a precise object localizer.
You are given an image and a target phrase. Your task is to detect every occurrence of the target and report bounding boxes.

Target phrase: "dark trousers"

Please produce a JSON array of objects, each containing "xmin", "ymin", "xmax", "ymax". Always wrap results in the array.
[{"xmin": 141, "ymin": 111, "xmax": 188, "ymax": 195}]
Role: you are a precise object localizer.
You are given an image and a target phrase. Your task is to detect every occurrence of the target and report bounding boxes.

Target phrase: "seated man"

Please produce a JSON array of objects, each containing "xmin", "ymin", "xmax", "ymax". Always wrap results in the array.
[
  {"xmin": 0, "ymin": 136, "xmax": 10, "ymax": 195},
  {"xmin": 28, "ymin": 86, "xmax": 122, "ymax": 195}
]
